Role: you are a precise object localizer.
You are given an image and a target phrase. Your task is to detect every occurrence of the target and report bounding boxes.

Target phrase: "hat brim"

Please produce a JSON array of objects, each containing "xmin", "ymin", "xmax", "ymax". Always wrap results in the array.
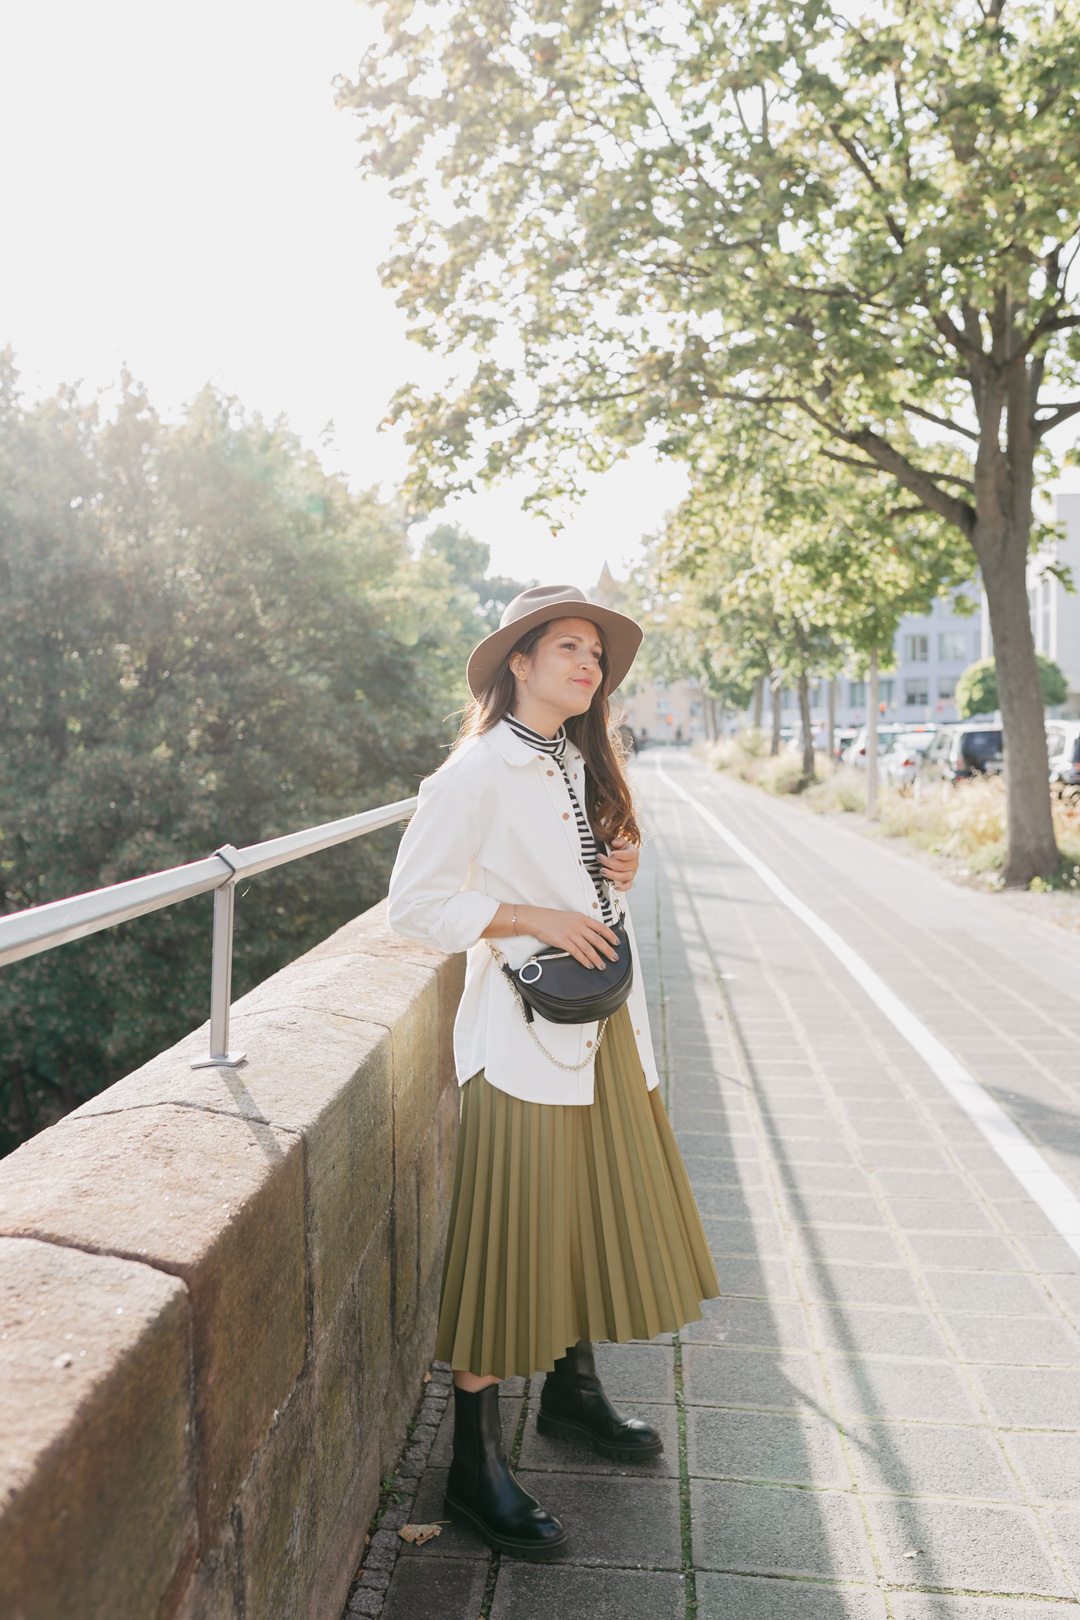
[{"xmin": 466, "ymin": 599, "xmax": 643, "ymax": 700}]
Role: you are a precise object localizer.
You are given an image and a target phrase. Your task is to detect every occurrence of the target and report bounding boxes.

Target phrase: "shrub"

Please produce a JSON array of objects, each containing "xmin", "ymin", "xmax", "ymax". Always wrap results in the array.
[{"xmin": 955, "ymin": 654, "xmax": 1068, "ymax": 718}]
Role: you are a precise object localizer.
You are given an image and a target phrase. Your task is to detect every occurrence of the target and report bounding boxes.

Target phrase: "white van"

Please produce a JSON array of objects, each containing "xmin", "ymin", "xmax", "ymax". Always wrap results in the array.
[{"xmin": 1046, "ymin": 721, "xmax": 1080, "ymax": 797}]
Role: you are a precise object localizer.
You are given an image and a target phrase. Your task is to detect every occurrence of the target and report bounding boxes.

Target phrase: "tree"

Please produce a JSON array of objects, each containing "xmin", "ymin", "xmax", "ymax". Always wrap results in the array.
[
  {"xmin": 344, "ymin": 0, "xmax": 1080, "ymax": 882},
  {"xmin": 635, "ymin": 435, "xmax": 972, "ymax": 779},
  {"xmin": 955, "ymin": 654, "xmax": 1068, "ymax": 719},
  {"xmin": 0, "ymin": 362, "xmax": 496, "ymax": 1152}
]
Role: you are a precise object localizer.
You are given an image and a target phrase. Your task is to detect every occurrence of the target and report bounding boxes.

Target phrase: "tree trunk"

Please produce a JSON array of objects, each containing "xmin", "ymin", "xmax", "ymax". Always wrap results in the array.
[
  {"xmin": 798, "ymin": 671, "xmax": 815, "ymax": 780},
  {"xmin": 770, "ymin": 678, "xmax": 782, "ymax": 755},
  {"xmin": 752, "ymin": 674, "xmax": 764, "ymax": 730},
  {"xmin": 965, "ymin": 358, "xmax": 1059, "ymax": 886},
  {"xmin": 979, "ymin": 537, "xmax": 1058, "ymax": 884},
  {"xmin": 827, "ymin": 678, "xmax": 836, "ymax": 762},
  {"xmin": 866, "ymin": 649, "xmax": 879, "ymax": 817}
]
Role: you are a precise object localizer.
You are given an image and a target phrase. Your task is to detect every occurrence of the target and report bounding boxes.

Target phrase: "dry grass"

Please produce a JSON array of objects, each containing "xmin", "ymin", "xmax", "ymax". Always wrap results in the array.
[{"xmin": 703, "ymin": 733, "xmax": 1080, "ymax": 890}]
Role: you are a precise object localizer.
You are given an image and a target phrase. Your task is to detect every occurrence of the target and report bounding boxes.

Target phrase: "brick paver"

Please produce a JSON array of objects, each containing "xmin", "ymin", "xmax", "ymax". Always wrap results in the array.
[{"xmin": 361, "ymin": 751, "xmax": 1080, "ymax": 1620}]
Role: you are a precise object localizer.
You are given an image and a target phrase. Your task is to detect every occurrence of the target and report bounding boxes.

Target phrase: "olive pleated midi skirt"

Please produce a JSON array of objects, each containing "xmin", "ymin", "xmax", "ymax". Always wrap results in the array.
[{"xmin": 434, "ymin": 1003, "xmax": 720, "ymax": 1379}]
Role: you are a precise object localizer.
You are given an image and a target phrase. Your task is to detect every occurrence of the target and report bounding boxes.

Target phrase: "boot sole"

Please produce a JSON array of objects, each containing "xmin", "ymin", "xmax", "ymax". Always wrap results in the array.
[
  {"xmin": 443, "ymin": 1491, "xmax": 569, "ymax": 1560},
  {"xmin": 536, "ymin": 1410, "xmax": 664, "ymax": 1461}
]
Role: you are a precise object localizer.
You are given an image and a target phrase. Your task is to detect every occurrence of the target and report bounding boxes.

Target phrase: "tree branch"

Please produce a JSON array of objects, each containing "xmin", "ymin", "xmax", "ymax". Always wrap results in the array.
[
  {"xmin": 1034, "ymin": 399, "xmax": 1080, "ymax": 438},
  {"xmin": 901, "ymin": 402, "xmax": 980, "ymax": 442}
]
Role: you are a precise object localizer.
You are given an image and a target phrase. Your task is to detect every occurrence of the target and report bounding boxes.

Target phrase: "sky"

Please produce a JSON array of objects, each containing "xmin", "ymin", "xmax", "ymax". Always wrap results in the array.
[{"xmin": 0, "ymin": 0, "xmax": 687, "ymax": 592}]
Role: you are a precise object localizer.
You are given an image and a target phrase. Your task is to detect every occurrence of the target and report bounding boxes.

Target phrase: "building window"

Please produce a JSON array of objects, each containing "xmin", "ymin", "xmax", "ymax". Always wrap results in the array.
[
  {"xmin": 849, "ymin": 680, "xmax": 866, "ymax": 705},
  {"xmin": 905, "ymin": 679, "xmax": 929, "ymax": 706},
  {"xmin": 879, "ymin": 679, "xmax": 895, "ymax": 705},
  {"xmin": 904, "ymin": 634, "xmax": 929, "ymax": 662},
  {"xmin": 939, "ymin": 632, "xmax": 966, "ymax": 662},
  {"xmin": 938, "ymin": 677, "xmax": 957, "ymax": 702}
]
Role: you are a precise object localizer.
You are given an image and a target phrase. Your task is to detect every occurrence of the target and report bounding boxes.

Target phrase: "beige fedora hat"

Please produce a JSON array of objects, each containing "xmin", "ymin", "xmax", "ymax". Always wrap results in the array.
[{"xmin": 466, "ymin": 583, "xmax": 643, "ymax": 699}]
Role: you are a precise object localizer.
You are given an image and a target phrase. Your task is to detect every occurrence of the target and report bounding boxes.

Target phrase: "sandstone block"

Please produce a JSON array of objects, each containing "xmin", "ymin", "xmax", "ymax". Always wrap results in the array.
[
  {"xmin": 237, "ymin": 1377, "xmax": 319, "ymax": 1620},
  {"xmin": 71, "ymin": 1008, "xmax": 396, "ymax": 1339},
  {"xmin": 173, "ymin": 1521, "xmax": 240, "ymax": 1620},
  {"xmin": 437, "ymin": 1080, "xmax": 462, "ymax": 1212},
  {"xmin": 416, "ymin": 1116, "xmax": 444, "ymax": 1301},
  {"xmin": 391, "ymin": 975, "xmax": 447, "ymax": 1183},
  {"xmin": 393, "ymin": 1158, "xmax": 420, "ymax": 1341},
  {"xmin": 233, "ymin": 946, "xmax": 436, "ymax": 1030},
  {"xmin": 382, "ymin": 1262, "xmax": 443, "ymax": 1482},
  {"xmin": 304, "ymin": 899, "xmax": 444, "ymax": 970},
  {"xmin": 305, "ymin": 1445, "xmax": 380, "ymax": 1620},
  {"xmin": 0, "ymin": 1237, "xmax": 194, "ymax": 1620},
  {"xmin": 357, "ymin": 1218, "xmax": 395, "ymax": 1449},
  {"xmin": 0, "ymin": 1105, "xmax": 305, "ymax": 1549}
]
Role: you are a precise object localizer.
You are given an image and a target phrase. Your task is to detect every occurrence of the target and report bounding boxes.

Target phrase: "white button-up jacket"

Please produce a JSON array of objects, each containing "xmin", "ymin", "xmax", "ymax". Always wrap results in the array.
[{"xmin": 387, "ymin": 719, "xmax": 660, "ymax": 1106}]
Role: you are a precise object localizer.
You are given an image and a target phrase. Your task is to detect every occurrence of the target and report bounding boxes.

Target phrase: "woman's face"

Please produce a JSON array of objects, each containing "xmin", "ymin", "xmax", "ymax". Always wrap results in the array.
[{"xmin": 510, "ymin": 617, "xmax": 605, "ymax": 720}]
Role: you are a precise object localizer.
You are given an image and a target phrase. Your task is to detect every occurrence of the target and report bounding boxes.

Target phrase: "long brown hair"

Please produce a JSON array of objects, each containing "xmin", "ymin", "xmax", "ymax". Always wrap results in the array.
[{"xmin": 455, "ymin": 620, "xmax": 641, "ymax": 844}]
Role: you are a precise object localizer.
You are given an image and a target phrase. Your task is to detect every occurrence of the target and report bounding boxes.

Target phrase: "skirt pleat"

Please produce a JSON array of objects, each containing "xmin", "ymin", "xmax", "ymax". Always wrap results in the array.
[{"xmin": 434, "ymin": 1004, "xmax": 720, "ymax": 1379}]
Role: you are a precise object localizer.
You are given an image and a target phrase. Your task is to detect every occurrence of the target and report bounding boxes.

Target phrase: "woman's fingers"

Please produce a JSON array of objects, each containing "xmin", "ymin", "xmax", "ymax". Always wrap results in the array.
[{"xmin": 582, "ymin": 922, "xmax": 619, "ymax": 963}]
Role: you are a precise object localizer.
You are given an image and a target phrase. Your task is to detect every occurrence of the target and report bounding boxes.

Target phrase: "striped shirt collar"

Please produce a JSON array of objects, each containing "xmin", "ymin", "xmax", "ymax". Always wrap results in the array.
[{"xmin": 503, "ymin": 714, "xmax": 568, "ymax": 762}]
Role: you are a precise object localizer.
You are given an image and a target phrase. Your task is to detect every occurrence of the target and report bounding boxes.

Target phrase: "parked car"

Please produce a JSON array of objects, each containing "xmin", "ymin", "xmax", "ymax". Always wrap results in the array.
[
  {"xmin": 843, "ymin": 722, "xmax": 943, "ymax": 771},
  {"xmin": 1047, "ymin": 721, "xmax": 1080, "ymax": 798},
  {"xmin": 881, "ymin": 728, "xmax": 951, "ymax": 789},
  {"xmin": 841, "ymin": 722, "xmax": 913, "ymax": 770},
  {"xmin": 833, "ymin": 727, "xmax": 859, "ymax": 762},
  {"xmin": 942, "ymin": 726, "xmax": 1003, "ymax": 781}
]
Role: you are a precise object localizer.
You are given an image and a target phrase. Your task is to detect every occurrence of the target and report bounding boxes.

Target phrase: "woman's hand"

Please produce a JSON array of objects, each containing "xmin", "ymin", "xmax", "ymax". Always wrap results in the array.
[
  {"xmin": 483, "ymin": 904, "xmax": 618, "ymax": 969},
  {"xmin": 531, "ymin": 908, "xmax": 620, "ymax": 969},
  {"xmin": 599, "ymin": 837, "xmax": 640, "ymax": 892}
]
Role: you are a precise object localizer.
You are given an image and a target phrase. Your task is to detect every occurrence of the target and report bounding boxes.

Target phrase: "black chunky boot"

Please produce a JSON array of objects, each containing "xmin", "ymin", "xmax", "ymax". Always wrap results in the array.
[
  {"xmin": 537, "ymin": 1339, "xmax": 664, "ymax": 1461},
  {"xmin": 445, "ymin": 1383, "xmax": 567, "ymax": 1558}
]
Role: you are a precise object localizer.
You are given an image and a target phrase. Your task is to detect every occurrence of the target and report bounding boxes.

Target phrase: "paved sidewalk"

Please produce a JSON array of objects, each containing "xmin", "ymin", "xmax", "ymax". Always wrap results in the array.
[{"xmin": 362, "ymin": 751, "xmax": 1080, "ymax": 1620}]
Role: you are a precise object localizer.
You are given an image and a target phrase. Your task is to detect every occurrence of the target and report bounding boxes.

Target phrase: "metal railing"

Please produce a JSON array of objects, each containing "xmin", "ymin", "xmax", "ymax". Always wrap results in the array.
[{"xmin": 0, "ymin": 798, "xmax": 418, "ymax": 1068}]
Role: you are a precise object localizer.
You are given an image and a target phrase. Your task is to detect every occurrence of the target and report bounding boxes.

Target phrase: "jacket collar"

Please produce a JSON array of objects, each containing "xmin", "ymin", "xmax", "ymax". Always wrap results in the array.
[
  {"xmin": 487, "ymin": 718, "xmax": 542, "ymax": 767},
  {"xmin": 487, "ymin": 717, "xmax": 582, "ymax": 767}
]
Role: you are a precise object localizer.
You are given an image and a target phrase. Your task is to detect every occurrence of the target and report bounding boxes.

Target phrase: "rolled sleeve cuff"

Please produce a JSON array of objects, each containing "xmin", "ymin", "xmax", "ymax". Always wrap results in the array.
[{"xmin": 431, "ymin": 892, "xmax": 501, "ymax": 955}]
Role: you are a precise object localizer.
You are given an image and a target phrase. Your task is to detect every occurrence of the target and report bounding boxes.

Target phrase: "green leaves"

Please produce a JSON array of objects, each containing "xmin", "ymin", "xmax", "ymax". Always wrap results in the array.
[
  {"xmin": 0, "ymin": 368, "xmax": 506, "ymax": 1153},
  {"xmin": 343, "ymin": 0, "xmax": 1080, "ymax": 527}
]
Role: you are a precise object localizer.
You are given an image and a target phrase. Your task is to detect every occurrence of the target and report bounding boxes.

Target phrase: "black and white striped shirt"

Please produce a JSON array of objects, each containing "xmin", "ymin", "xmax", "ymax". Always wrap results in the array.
[{"xmin": 504, "ymin": 715, "xmax": 617, "ymax": 925}]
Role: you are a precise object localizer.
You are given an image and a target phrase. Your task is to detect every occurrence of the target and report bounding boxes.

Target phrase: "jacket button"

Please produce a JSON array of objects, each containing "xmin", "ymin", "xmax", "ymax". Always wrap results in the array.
[
  {"xmin": 636, "ymin": 1028, "xmax": 641, "ymax": 1035},
  {"xmin": 547, "ymin": 769, "xmax": 554, "ymax": 776},
  {"xmin": 592, "ymin": 902, "xmax": 598, "ymax": 909},
  {"xmin": 563, "ymin": 813, "xmax": 570, "ymax": 820},
  {"xmin": 586, "ymin": 1039, "xmax": 593, "ymax": 1048}
]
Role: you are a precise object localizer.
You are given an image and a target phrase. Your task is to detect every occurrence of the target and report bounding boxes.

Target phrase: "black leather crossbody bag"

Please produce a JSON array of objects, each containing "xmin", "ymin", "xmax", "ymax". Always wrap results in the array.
[
  {"xmin": 489, "ymin": 914, "xmax": 634, "ymax": 1071},
  {"xmin": 500, "ymin": 918, "xmax": 633, "ymax": 1025}
]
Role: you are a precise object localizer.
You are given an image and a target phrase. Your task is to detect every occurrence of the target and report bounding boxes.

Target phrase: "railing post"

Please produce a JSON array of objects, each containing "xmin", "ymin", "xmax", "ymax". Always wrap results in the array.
[{"xmin": 192, "ymin": 848, "xmax": 246, "ymax": 1069}]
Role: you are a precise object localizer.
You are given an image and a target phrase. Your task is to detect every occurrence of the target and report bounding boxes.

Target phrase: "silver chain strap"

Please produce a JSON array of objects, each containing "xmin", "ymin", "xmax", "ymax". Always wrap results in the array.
[{"xmin": 487, "ymin": 943, "xmax": 609, "ymax": 1071}]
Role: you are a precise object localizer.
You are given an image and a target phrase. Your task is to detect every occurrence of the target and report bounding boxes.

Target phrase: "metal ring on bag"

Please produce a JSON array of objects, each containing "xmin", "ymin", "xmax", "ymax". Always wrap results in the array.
[{"xmin": 519, "ymin": 960, "xmax": 543, "ymax": 984}]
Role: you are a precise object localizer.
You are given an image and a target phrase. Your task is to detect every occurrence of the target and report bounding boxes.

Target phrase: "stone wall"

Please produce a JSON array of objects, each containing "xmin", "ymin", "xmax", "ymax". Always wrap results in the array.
[{"xmin": 0, "ymin": 902, "xmax": 462, "ymax": 1620}]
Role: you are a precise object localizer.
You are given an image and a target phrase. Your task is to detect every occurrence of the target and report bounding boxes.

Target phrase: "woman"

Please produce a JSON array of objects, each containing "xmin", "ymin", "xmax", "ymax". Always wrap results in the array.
[{"xmin": 388, "ymin": 583, "xmax": 719, "ymax": 1557}]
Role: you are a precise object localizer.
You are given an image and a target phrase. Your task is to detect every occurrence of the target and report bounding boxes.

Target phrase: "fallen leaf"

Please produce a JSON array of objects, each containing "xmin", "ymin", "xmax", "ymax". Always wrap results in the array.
[
  {"xmin": 902, "ymin": 1549, "xmax": 922, "ymax": 1559},
  {"xmin": 423, "ymin": 1370, "xmax": 431, "ymax": 1383},
  {"xmin": 399, "ymin": 1523, "xmax": 444, "ymax": 1546}
]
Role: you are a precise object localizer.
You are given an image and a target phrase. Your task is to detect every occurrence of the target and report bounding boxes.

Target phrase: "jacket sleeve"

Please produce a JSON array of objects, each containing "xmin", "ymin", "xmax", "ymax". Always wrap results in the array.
[{"xmin": 387, "ymin": 764, "xmax": 500, "ymax": 954}]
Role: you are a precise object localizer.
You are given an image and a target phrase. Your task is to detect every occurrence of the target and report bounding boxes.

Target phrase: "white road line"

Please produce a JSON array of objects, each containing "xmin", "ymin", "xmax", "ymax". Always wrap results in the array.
[{"xmin": 656, "ymin": 758, "xmax": 1080, "ymax": 1255}]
